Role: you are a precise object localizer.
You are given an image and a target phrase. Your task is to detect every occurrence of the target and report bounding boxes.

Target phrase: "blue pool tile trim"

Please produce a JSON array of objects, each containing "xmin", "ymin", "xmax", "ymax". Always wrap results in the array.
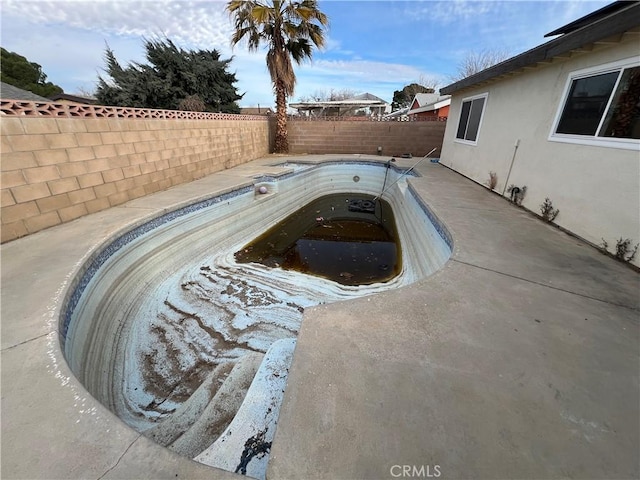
[
  {"xmin": 60, "ymin": 161, "xmax": 441, "ymax": 347},
  {"xmin": 264, "ymin": 160, "xmax": 418, "ymax": 182},
  {"xmin": 59, "ymin": 185, "xmax": 253, "ymax": 345},
  {"xmin": 407, "ymin": 182, "xmax": 454, "ymax": 250}
]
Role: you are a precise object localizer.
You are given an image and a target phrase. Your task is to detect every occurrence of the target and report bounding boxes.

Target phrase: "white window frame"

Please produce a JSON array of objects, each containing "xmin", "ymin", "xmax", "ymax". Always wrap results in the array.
[
  {"xmin": 454, "ymin": 92, "xmax": 488, "ymax": 146},
  {"xmin": 549, "ymin": 57, "xmax": 640, "ymax": 151}
]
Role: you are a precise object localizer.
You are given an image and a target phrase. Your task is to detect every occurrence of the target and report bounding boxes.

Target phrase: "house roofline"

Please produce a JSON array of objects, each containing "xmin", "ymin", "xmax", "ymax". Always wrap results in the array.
[
  {"xmin": 544, "ymin": 1, "xmax": 631, "ymax": 37},
  {"xmin": 408, "ymin": 97, "xmax": 451, "ymax": 115},
  {"xmin": 441, "ymin": 1, "xmax": 640, "ymax": 96},
  {"xmin": 48, "ymin": 93, "xmax": 98, "ymax": 104},
  {"xmin": 289, "ymin": 100, "xmax": 389, "ymax": 108}
]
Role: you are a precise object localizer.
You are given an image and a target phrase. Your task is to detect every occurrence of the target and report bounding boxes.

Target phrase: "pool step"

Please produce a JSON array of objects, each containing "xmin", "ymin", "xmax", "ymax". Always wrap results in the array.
[
  {"xmin": 195, "ymin": 338, "xmax": 296, "ymax": 480},
  {"xmin": 143, "ymin": 351, "xmax": 264, "ymax": 455},
  {"xmin": 168, "ymin": 351, "xmax": 264, "ymax": 457}
]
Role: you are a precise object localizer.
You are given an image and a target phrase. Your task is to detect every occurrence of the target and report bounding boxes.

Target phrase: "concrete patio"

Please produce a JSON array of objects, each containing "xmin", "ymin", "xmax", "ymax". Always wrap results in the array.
[{"xmin": 2, "ymin": 155, "xmax": 638, "ymax": 479}]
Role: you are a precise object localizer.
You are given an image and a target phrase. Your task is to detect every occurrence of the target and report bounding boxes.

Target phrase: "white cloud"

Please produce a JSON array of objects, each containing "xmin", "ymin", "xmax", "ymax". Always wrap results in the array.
[
  {"xmin": 409, "ymin": 0, "xmax": 496, "ymax": 24},
  {"xmin": 2, "ymin": 0, "xmax": 270, "ymax": 100},
  {"xmin": 304, "ymin": 59, "xmax": 425, "ymax": 82},
  {"xmin": 322, "ymin": 36, "xmax": 355, "ymax": 57},
  {"xmin": 3, "ymin": 0, "xmax": 234, "ymax": 48},
  {"xmin": 3, "ymin": 0, "xmax": 609, "ymax": 107},
  {"xmin": 294, "ymin": 58, "xmax": 446, "ymax": 102}
]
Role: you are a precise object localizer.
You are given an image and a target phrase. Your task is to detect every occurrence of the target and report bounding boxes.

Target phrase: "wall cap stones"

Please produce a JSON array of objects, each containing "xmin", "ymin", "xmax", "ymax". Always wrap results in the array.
[{"xmin": 0, "ymin": 99, "xmax": 269, "ymax": 121}]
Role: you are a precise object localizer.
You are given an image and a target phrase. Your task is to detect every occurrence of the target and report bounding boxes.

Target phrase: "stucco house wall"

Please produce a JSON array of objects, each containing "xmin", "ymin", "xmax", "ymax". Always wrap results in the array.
[{"xmin": 440, "ymin": 38, "xmax": 639, "ymax": 266}]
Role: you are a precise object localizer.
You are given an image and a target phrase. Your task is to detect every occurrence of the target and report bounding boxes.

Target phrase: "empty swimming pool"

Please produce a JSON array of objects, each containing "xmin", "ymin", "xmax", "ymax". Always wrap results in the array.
[{"xmin": 59, "ymin": 160, "xmax": 452, "ymax": 478}]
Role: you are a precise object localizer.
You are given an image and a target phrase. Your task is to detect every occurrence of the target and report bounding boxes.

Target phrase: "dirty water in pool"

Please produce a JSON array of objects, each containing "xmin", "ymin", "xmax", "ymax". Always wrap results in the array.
[{"xmin": 235, "ymin": 193, "xmax": 401, "ymax": 285}]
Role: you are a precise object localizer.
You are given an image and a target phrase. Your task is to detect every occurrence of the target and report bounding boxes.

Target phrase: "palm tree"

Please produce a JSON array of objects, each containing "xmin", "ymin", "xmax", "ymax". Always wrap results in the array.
[{"xmin": 227, "ymin": 0, "xmax": 328, "ymax": 153}]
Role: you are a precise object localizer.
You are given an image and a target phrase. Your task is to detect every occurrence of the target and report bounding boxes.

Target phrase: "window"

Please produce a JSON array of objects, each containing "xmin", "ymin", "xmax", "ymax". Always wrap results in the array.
[
  {"xmin": 551, "ymin": 58, "xmax": 640, "ymax": 149},
  {"xmin": 455, "ymin": 93, "xmax": 487, "ymax": 144}
]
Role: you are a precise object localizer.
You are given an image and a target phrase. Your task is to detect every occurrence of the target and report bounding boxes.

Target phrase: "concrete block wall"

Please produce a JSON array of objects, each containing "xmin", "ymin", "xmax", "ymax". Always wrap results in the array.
[
  {"xmin": 287, "ymin": 120, "xmax": 447, "ymax": 157},
  {"xmin": 1, "ymin": 116, "xmax": 270, "ymax": 242}
]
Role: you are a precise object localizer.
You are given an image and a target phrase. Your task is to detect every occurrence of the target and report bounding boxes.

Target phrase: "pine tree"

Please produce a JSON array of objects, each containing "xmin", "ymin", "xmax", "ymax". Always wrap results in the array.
[{"xmin": 96, "ymin": 38, "xmax": 242, "ymax": 113}]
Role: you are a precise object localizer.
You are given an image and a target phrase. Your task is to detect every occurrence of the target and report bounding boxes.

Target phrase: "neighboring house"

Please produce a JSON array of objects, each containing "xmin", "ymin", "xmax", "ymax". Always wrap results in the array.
[
  {"xmin": 407, "ymin": 93, "xmax": 451, "ymax": 120},
  {"xmin": 0, "ymin": 82, "xmax": 50, "ymax": 102},
  {"xmin": 240, "ymin": 107, "xmax": 273, "ymax": 116},
  {"xmin": 407, "ymin": 93, "xmax": 439, "ymax": 111},
  {"xmin": 439, "ymin": 1, "xmax": 640, "ymax": 266},
  {"xmin": 382, "ymin": 106, "xmax": 410, "ymax": 121},
  {"xmin": 290, "ymin": 93, "xmax": 391, "ymax": 118},
  {"xmin": 48, "ymin": 93, "xmax": 98, "ymax": 105}
]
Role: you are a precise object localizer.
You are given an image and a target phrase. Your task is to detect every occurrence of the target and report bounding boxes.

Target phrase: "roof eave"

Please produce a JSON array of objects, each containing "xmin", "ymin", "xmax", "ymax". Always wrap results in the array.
[
  {"xmin": 544, "ymin": 1, "xmax": 631, "ymax": 37},
  {"xmin": 441, "ymin": 2, "xmax": 640, "ymax": 96},
  {"xmin": 290, "ymin": 100, "xmax": 389, "ymax": 109}
]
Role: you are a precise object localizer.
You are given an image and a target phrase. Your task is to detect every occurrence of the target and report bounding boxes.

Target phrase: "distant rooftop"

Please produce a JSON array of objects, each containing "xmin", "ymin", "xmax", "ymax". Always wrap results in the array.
[
  {"xmin": 240, "ymin": 107, "xmax": 273, "ymax": 115},
  {"xmin": 408, "ymin": 95, "xmax": 451, "ymax": 115},
  {"xmin": 0, "ymin": 82, "xmax": 50, "ymax": 102},
  {"xmin": 290, "ymin": 92, "xmax": 388, "ymax": 109},
  {"xmin": 48, "ymin": 93, "xmax": 98, "ymax": 105},
  {"xmin": 290, "ymin": 93, "xmax": 390, "ymax": 117}
]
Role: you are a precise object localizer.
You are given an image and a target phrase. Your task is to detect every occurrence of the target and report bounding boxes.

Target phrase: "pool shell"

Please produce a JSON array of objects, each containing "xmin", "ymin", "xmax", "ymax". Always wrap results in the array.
[
  {"xmin": 58, "ymin": 159, "xmax": 453, "ymax": 472},
  {"xmin": 60, "ymin": 160, "xmax": 453, "ymax": 347}
]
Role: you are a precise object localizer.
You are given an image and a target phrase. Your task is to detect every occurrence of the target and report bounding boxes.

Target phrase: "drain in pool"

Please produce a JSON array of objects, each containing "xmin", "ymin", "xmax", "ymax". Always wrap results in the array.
[{"xmin": 235, "ymin": 193, "xmax": 401, "ymax": 285}]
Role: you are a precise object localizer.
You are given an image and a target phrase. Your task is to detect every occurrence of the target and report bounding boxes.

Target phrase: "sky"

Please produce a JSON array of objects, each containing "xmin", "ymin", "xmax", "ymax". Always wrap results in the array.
[{"xmin": 1, "ymin": 0, "xmax": 611, "ymax": 107}]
